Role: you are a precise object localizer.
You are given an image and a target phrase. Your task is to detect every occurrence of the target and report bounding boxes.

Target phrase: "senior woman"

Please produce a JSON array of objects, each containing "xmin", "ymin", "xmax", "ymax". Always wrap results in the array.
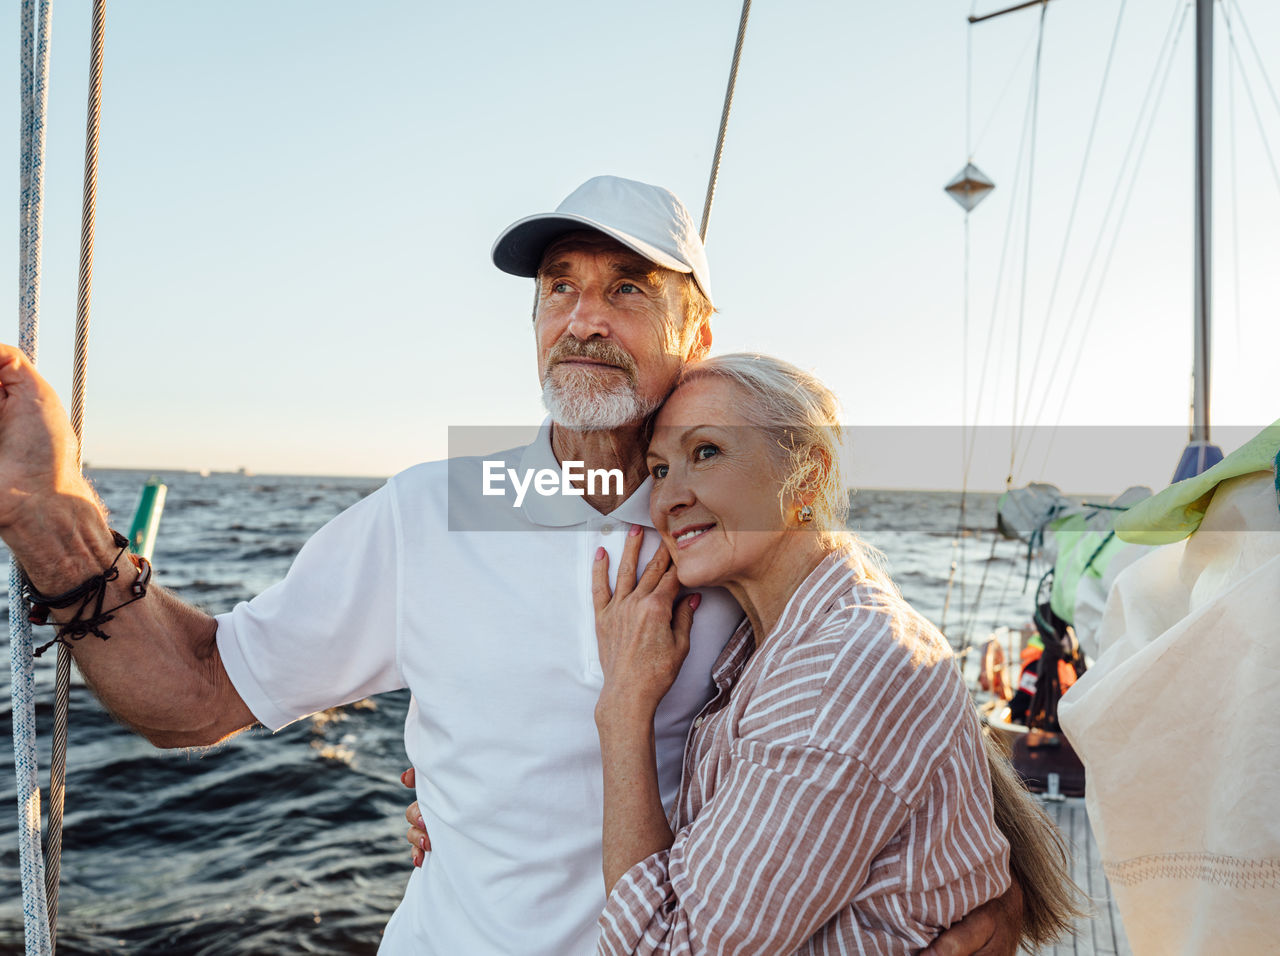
[{"xmin": 588, "ymin": 353, "xmax": 1048, "ymax": 954}]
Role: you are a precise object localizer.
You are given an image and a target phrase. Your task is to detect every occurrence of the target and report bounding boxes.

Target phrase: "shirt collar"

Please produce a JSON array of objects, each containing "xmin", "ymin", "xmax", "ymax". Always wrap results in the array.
[
  {"xmin": 516, "ymin": 418, "xmax": 657, "ymax": 530},
  {"xmin": 711, "ymin": 618, "xmax": 756, "ymax": 691},
  {"xmin": 709, "ymin": 550, "xmax": 859, "ymax": 689},
  {"xmin": 772, "ymin": 550, "xmax": 860, "ymax": 634}
]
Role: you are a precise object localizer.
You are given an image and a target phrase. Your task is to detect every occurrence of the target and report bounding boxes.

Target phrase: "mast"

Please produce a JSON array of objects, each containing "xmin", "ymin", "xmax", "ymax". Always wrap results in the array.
[
  {"xmin": 1192, "ymin": 0, "xmax": 1212, "ymax": 445},
  {"xmin": 970, "ymin": 0, "xmax": 1223, "ymax": 480},
  {"xmin": 1174, "ymin": 0, "xmax": 1224, "ymax": 480}
]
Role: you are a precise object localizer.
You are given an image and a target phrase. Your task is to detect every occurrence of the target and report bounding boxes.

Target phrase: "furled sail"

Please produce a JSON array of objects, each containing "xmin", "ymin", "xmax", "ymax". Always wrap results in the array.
[{"xmin": 1058, "ymin": 421, "xmax": 1280, "ymax": 952}]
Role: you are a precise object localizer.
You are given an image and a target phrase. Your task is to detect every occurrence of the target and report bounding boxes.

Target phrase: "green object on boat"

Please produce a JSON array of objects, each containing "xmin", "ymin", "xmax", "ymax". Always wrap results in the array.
[
  {"xmin": 1045, "ymin": 515, "xmax": 1125, "ymax": 624},
  {"xmin": 1115, "ymin": 418, "xmax": 1280, "ymax": 545},
  {"xmin": 127, "ymin": 476, "xmax": 167, "ymax": 563}
]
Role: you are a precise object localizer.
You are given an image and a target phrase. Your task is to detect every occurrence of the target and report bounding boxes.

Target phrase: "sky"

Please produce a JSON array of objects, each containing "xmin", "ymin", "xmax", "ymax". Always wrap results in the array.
[{"xmin": 6, "ymin": 0, "xmax": 1279, "ymax": 492}]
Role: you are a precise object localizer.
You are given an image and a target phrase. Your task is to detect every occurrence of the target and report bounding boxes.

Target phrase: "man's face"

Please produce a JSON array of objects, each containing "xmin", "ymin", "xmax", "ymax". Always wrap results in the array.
[{"xmin": 534, "ymin": 232, "xmax": 696, "ymax": 431}]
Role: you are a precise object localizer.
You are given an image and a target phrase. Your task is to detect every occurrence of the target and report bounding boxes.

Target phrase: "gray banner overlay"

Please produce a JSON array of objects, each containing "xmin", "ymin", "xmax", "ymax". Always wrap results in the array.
[{"xmin": 446, "ymin": 424, "xmax": 1277, "ymax": 533}]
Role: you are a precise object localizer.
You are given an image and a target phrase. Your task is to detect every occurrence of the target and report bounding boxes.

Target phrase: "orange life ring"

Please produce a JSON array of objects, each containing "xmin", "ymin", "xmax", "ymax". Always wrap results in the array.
[{"xmin": 979, "ymin": 639, "xmax": 1013, "ymax": 700}]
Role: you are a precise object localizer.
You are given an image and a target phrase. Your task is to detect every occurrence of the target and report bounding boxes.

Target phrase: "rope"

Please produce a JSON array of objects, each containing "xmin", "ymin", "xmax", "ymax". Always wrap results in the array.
[
  {"xmin": 44, "ymin": 659, "xmax": 67, "ymax": 944},
  {"xmin": 1221, "ymin": 0, "xmax": 1280, "ymax": 373},
  {"xmin": 699, "ymin": 0, "xmax": 752, "ymax": 242},
  {"xmin": 45, "ymin": 2, "xmax": 109, "ymax": 940},
  {"xmin": 970, "ymin": 29, "xmax": 1039, "ymax": 159},
  {"xmin": 1028, "ymin": 0, "xmax": 1187, "ymax": 471},
  {"xmin": 958, "ymin": 522, "xmax": 1002, "ymax": 660},
  {"xmin": 1039, "ymin": 1, "xmax": 1190, "ymax": 455},
  {"xmin": 940, "ymin": 209, "xmax": 968, "ymax": 640},
  {"xmin": 944, "ymin": 7, "xmax": 972, "ymax": 643},
  {"xmin": 12, "ymin": 1, "xmax": 54, "ymax": 953},
  {"xmin": 1228, "ymin": 0, "xmax": 1280, "ymax": 127},
  {"xmin": 1220, "ymin": 4, "xmax": 1280, "ymax": 196},
  {"xmin": 1012, "ymin": 0, "xmax": 1128, "ymax": 472},
  {"xmin": 961, "ymin": 64, "xmax": 1036, "ymax": 474},
  {"xmin": 966, "ymin": 1, "xmax": 975, "ymax": 159},
  {"xmin": 961, "ymin": 4, "xmax": 1049, "ymax": 494},
  {"xmin": 990, "ymin": 543, "xmax": 1018, "ymax": 624},
  {"xmin": 944, "ymin": 2, "xmax": 980, "ymax": 642},
  {"xmin": 70, "ymin": 0, "xmax": 107, "ymax": 450},
  {"xmin": 1007, "ymin": 0, "xmax": 1048, "ymax": 486}
]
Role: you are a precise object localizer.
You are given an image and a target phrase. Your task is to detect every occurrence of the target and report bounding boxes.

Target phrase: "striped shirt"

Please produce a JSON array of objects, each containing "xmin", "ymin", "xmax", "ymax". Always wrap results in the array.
[{"xmin": 598, "ymin": 551, "xmax": 1010, "ymax": 955}]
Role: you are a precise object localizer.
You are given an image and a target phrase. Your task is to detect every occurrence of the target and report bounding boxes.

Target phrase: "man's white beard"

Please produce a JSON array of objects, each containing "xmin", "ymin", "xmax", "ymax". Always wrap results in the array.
[{"xmin": 542, "ymin": 370, "xmax": 658, "ymax": 431}]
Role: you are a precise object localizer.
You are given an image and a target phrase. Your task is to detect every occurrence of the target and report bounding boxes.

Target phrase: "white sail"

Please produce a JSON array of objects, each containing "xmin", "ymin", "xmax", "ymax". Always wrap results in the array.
[{"xmin": 1058, "ymin": 429, "xmax": 1280, "ymax": 953}]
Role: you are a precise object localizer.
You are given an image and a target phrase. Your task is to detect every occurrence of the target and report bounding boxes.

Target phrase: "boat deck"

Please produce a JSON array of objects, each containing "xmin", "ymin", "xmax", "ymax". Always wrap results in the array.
[{"xmin": 1032, "ymin": 796, "xmax": 1132, "ymax": 956}]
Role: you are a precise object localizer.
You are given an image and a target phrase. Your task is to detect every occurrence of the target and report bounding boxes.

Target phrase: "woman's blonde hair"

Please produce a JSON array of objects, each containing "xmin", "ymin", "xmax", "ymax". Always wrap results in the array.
[
  {"xmin": 983, "ymin": 733, "xmax": 1090, "ymax": 944},
  {"xmin": 673, "ymin": 352, "xmax": 897, "ymax": 595},
  {"xmin": 675, "ymin": 353, "xmax": 847, "ymax": 525}
]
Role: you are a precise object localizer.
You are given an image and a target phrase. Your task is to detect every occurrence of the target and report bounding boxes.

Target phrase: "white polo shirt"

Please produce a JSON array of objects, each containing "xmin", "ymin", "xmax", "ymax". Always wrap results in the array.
[{"xmin": 215, "ymin": 424, "xmax": 743, "ymax": 955}]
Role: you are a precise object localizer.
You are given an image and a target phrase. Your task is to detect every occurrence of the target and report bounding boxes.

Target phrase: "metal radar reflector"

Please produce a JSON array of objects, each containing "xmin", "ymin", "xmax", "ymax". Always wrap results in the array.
[{"xmin": 944, "ymin": 163, "xmax": 995, "ymax": 212}]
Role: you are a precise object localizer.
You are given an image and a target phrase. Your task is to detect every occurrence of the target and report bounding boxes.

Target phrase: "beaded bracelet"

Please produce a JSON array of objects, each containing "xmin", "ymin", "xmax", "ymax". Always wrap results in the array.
[{"xmin": 20, "ymin": 529, "xmax": 153, "ymax": 657}]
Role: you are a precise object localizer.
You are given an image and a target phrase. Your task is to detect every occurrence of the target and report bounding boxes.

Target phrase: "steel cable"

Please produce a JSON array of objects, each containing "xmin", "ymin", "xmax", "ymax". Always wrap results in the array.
[
  {"xmin": 45, "ymin": 3, "xmax": 109, "ymax": 942},
  {"xmin": 11, "ymin": 1, "xmax": 55, "ymax": 953},
  {"xmin": 700, "ymin": 0, "xmax": 752, "ymax": 242},
  {"xmin": 1028, "ymin": 0, "xmax": 1188, "ymax": 468},
  {"xmin": 1012, "ymin": 0, "xmax": 1128, "ymax": 472}
]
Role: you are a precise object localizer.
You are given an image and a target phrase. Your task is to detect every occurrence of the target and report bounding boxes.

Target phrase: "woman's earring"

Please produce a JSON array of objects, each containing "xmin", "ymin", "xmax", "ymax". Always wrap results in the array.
[{"xmin": 799, "ymin": 505, "xmax": 814, "ymax": 523}]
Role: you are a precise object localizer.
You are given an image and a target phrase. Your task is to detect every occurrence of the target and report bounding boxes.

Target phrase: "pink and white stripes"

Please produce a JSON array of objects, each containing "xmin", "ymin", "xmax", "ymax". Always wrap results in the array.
[{"xmin": 599, "ymin": 552, "xmax": 1009, "ymax": 955}]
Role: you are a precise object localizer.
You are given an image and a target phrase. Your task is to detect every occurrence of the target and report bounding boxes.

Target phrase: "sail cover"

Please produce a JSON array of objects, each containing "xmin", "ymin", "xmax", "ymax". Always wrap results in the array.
[
  {"xmin": 1058, "ymin": 459, "xmax": 1280, "ymax": 952},
  {"xmin": 996, "ymin": 484, "xmax": 1151, "ymax": 658}
]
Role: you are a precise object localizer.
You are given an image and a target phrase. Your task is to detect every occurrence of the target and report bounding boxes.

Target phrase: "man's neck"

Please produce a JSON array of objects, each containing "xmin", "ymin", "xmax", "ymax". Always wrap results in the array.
[{"xmin": 550, "ymin": 422, "xmax": 649, "ymax": 515}]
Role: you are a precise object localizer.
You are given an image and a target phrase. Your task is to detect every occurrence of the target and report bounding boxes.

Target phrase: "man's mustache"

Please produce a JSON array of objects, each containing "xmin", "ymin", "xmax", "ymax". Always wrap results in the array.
[{"xmin": 546, "ymin": 339, "xmax": 638, "ymax": 383}]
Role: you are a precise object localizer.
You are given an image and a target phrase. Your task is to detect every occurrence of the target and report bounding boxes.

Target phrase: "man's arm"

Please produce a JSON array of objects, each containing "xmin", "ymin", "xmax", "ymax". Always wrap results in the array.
[
  {"xmin": 0, "ymin": 344, "xmax": 255, "ymax": 747},
  {"xmin": 920, "ymin": 882, "xmax": 1023, "ymax": 956},
  {"xmin": 924, "ymin": 727, "xmax": 1089, "ymax": 956}
]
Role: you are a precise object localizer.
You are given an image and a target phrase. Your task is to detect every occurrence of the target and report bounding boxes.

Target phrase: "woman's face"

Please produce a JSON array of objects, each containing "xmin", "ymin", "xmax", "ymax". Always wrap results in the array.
[{"xmin": 646, "ymin": 376, "xmax": 798, "ymax": 589}]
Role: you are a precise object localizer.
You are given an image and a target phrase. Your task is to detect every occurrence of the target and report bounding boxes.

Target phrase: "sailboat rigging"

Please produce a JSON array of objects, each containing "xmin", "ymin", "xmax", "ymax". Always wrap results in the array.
[
  {"xmin": 950, "ymin": 0, "xmax": 1279, "ymax": 780},
  {"xmin": 947, "ymin": 5, "xmax": 1278, "ymax": 948}
]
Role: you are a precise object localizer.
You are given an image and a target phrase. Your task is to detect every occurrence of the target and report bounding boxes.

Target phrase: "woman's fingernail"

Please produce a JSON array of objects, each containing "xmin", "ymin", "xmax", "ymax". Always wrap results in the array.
[
  {"xmin": 629, "ymin": 524, "xmax": 642, "ymax": 537},
  {"xmin": 418, "ymin": 836, "xmax": 428, "ymax": 852},
  {"xmin": 690, "ymin": 593, "xmax": 702, "ymax": 610},
  {"xmin": 595, "ymin": 546, "xmax": 605, "ymax": 560},
  {"xmin": 400, "ymin": 770, "xmax": 412, "ymax": 785}
]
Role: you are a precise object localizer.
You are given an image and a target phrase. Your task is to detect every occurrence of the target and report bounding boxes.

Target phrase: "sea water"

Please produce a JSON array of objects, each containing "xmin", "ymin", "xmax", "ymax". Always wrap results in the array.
[{"xmin": 0, "ymin": 471, "xmax": 1028, "ymax": 954}]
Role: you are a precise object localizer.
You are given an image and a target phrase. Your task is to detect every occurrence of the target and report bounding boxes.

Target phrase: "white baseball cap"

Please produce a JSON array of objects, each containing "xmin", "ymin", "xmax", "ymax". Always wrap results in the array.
[{"xmin": 491, "ymin": 175, "xmax": 713, "ymax": 306}]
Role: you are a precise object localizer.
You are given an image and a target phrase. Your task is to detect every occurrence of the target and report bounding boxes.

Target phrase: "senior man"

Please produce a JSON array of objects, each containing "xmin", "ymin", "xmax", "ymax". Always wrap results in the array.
[{"xmin": 0, "ymin": 176, "xmax": 1020, "ymax": 954}]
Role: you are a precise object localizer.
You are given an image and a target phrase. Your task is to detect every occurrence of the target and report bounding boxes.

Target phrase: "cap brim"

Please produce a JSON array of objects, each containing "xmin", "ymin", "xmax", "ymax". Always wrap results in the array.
[{"xmin": 491, "ymin": 213, "xmax": 693, "ymax": 280}]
